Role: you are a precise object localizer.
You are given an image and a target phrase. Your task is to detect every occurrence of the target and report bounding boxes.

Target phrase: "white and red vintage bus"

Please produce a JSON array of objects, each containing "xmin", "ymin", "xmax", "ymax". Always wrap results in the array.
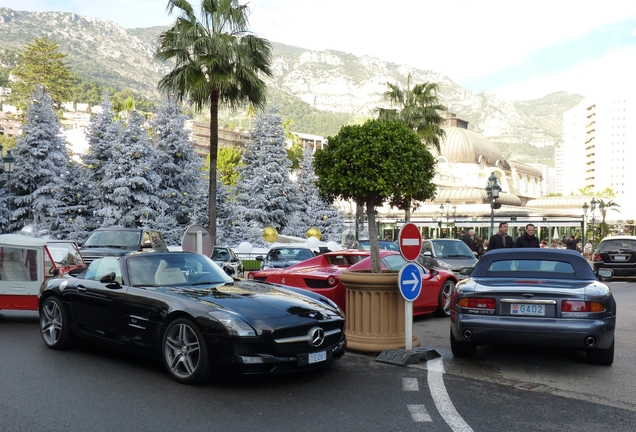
[{"xmin": 0, "ymin": 234, "xmax": 85, "ymax": 311}]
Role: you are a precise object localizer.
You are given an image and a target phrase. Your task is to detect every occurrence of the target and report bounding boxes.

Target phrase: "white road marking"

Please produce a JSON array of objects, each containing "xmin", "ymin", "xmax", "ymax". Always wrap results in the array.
[
  {"xmin": 427, "ymin": 358, "xmax": 474, "ymax": 432},
  {"xmin": 402, "ymin": 377, "xmax": 419, "ymax": 391},
  {"xmin": 407, "ymin": 404, "xmax": 432, "ymax": 422}
]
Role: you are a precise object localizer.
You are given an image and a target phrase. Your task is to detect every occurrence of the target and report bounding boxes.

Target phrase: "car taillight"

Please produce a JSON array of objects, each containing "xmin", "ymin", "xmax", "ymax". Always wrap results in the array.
[
  {"xmin": 593, "ymin": 253, "xmax": 602, "ymax": 262},
  {"xmin": 458, "ymin": 298, "xmax": 496, "ymax": 309},
  {"xmin": 327, "ymin": 276, "xmax": 337, "ymax": 286},
  {"xmin": 561, "ymin": 301, "xmax": 605, "ymax": 312}
]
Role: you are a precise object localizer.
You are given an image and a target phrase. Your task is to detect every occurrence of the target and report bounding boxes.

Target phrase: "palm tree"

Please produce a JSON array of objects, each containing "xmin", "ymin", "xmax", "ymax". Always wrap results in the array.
[
  {"xmin": 377, "ymin": 74, "xmax": 446, "ymax": 221},
  {"xmin": 598, "ymin": 199, "xmax": 620, "ymax": 238},
  {"xmin": 377, "ymin": 73, "xmax": 447, "ymax": 152},
  {"xmin": 155, "ymin": 0, "xmax": 272, "ymax": 244}
]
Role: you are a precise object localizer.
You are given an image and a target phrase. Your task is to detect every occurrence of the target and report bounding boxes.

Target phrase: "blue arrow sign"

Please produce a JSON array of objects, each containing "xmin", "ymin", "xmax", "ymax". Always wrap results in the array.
[{"xmin": 398, "ymin": 262, "xmax": 423, "ymax": 302}]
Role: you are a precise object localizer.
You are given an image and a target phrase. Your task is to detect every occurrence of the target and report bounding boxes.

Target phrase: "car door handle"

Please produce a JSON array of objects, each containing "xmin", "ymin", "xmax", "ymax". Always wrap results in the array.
[{"xmin": 77, "ymin": 285, "xmax": 87, "ymax": 292}]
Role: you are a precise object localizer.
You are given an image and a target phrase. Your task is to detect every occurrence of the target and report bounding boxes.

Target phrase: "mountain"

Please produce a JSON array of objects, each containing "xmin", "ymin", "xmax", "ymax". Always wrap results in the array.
[{"xmin": 0, "ymin": 7, "xmax": 585, "ymax": 166}]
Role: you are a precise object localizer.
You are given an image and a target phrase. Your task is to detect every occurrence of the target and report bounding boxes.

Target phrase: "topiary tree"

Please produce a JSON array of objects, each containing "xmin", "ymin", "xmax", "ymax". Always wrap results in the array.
[{"xmin": 314, "ymin": 119, "xmax": 437, "ymax": 272}]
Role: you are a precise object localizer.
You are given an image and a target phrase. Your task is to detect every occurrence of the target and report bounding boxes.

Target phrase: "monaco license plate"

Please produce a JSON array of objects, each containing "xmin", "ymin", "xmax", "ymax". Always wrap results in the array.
[
  {"xmin": 613, "ymin": 255, "xmax": 627, "ymax": 261},
  {"xmin": 308, "ymin": 351, "xmax": 327, "ymax": 364},
  {"xmin": 511, "ymin": 303, "xmax": 545, "ymax": 316}
]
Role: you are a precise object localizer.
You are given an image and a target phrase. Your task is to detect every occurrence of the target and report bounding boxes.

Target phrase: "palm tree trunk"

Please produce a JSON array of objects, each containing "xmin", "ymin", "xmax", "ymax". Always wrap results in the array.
[{"xmin": 209, "ymin": 91, "xmax": 219, "ymax": 245}]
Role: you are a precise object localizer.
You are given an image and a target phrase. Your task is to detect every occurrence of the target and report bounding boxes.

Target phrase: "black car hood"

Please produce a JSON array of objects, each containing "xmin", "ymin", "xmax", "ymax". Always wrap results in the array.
[{"xmin": 162, "ymin": 280, "xmax": 339, "ymax": 320}]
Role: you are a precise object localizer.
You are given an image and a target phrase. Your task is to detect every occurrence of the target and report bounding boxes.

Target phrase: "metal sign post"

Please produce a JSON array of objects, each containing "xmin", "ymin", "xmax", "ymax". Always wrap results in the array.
[{"xmin": 398, "ymin": 262, "xmax": 423, "ymax": 350}]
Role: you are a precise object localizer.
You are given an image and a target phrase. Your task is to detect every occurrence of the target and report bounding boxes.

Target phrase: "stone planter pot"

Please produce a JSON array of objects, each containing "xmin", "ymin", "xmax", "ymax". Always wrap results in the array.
[{"xmin": 339, "ymin": 270, "xmax": 420, "ymax": 353}]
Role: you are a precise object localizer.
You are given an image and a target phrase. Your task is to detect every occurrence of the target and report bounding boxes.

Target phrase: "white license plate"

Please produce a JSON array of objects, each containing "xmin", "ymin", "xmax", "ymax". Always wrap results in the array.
[
  {"xmin": 308, "ymin": 351, "xmax": 327, "ymax": 364},
  {"xmin": 511, "ymin": 304, "xmax": 545, "ymax": 316},
  {"xmin": 613, "ymin": 255, "xmax": 627, "ymax": 261}
]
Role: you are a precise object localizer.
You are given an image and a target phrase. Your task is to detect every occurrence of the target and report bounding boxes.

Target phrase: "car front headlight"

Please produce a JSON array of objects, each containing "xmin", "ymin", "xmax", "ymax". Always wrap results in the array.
[
  {"xmin": 436, "ymin": 260, "xmax": 453, "ymax": 270},
  {"xmin": 208, "ymin": 310, "xmax": 256, "ymax": 337}
]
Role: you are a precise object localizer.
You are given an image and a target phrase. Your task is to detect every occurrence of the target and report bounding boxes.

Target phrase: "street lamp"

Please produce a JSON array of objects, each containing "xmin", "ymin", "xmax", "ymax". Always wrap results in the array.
[
  {"xmin": 1, "ymin": 145, "xmax": 17, "ymax": 233},
  {"xmin": 440, "ymin": 199, "xmax": 452, "ymax": 238},
  {"xmin": 452, "ymin": 204, "xmax": 457, "ymax": 238},
  {"xmin": 599, "ymin": 201, "xmax": 605, "ymax": 238},
  {"xmin": 582, "ymin": 202, "xmax": 588, "ymax": 252},
  {"xmin": 485, "ymin": 172, "xmax": 501, "ymax": 236},
  {"xmin": 590, "ymin": 198, "xmax": 597, "ymax": 245}
]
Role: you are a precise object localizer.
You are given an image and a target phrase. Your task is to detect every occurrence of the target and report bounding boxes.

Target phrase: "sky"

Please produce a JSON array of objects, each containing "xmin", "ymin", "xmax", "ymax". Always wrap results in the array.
[{"xmin": 1, "ymin": 0, "xmax": 635, "ymax": 100}]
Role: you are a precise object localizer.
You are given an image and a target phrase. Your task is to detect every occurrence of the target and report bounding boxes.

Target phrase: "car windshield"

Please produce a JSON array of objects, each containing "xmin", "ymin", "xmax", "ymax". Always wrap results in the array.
[
  {"xmin": 126, "ymin": 253, "xmax": 232, "ymax": 287},
  {"xmin": 597, "ymin": 239, "xmax": 636, "ymax": 253},
  {"xmin": 382, "ymin": 254, "xmax": 407, "ymax": 270},
  {"xmin": 358, "ymin": 241, "xmax": 399, "ymax": 251},
  {"xmin": 432, "ymin": 241, "xmax": 473, "ymax": 258},
  {"xmin": 212, "ymin": 247, "xmax": 231, "ymax": 260},
  {"xmin": 268, "ymin": 248, "xmax": 314, "ymax": 262},
  {"xmin": 84, "ymin": 231, "xmax": 141, "ymax": 247},
  {"xmin": 325, "ymin": 254, "xmax": 366, "ymax": 266}
]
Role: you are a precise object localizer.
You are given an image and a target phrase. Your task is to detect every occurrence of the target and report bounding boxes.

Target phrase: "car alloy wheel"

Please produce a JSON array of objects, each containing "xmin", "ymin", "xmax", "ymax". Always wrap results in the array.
[
  {"xmin": 435, "ymin": 280, "xmax": 455, "ymax": 317},
  {"xmin": 162, "ymin": 318, "xmax": 210, "ymax": 384},
  {"xmin": 40, "ymin": 297, "xmax": 72, "ymax": 349}
]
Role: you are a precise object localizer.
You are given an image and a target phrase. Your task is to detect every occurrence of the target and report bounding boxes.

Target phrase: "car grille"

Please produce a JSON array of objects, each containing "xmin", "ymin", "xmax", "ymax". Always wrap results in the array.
[
  {"xmin": 234, "ymin": 321, "xmax": 343, "ymax": 357},
  {"xmin": 274, "ymin": 322, "xmax": 343, "ymax": 355}
]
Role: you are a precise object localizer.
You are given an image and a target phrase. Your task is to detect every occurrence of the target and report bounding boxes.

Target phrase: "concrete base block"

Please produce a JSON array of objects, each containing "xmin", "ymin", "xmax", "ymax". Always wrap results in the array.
[{"xmin": 375, "ymin": 347, "xmax": 441, "ymax": 366}]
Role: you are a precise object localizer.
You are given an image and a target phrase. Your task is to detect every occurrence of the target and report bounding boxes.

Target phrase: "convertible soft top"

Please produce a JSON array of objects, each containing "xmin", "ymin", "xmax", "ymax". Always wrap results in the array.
[{"xmin": 473, "ymin": 248, "xmax": 595, "ymax": 279}]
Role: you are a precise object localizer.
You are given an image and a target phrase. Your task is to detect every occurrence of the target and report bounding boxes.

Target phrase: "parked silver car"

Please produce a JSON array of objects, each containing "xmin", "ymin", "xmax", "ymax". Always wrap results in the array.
[
  {"xmin": 450, "ymin": 249, "xmax": 616, "ymax": 365},
  {"xmin": 418, "ymin": 239, "xmax": 478, "ymax": 278}
]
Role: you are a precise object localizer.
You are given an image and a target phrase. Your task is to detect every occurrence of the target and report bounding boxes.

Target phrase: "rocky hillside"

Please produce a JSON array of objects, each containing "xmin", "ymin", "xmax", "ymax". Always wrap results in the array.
[{"xmin": 0, "ymin": 7, "xmax": 585, "ymax": 165}]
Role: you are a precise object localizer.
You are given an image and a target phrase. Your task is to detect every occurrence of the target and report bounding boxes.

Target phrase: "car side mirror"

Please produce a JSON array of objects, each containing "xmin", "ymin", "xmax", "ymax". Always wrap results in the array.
[
  {"xmin": 100, "ymin": 272, "xmax": 119, "ymax": 284},
  {"xmin": 142, "ymin": 241, "xmax": 153, "ymax": 249},
  {"xmin": 429, "ymin": 269, "xmax": 438, "ymax": 278},
  {"xmin": 422, "ymin": 251, "xmax": 432, "ymax": 257},
  {"xmin": 597, "ymin": 269, "xmax": 613, "ymax": 280},
  {"xmin": 459, "ymin": 267, "xmax": 473, "ymax": 276},
  {"xmin": 256, "ymin": 256, "xmax": 264, "ymax": 261}
]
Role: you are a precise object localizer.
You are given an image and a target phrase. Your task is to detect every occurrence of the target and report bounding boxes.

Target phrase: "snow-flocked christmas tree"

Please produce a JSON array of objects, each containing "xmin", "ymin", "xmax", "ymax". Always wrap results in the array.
[
  {"xmin": 283, "ymin": 146, "xmax": 346, "ymax": 242},
  {"xmin": 9, "ymin": 86, "xmax": 70, "ymax": 233},
  {"xmin": 149, "ymin": 99, "xmax": 206, "ymax": 244},
  {"xmin": 232, "ymin": 105, "xmax": 303, "ymax": 234},
  {"xmin": 95, "ymin": 110, "xmax": 160, "ymax": 227}
]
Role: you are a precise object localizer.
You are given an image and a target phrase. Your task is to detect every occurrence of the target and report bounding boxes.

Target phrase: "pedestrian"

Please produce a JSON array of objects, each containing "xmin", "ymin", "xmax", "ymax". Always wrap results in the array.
[
  {"xmin": 514, "ymin": 223, "xmax": 540, "ymax": 248},
  {"xmin": 563, "ymin": 236, "xmax": 578, "ymax": 251},
  {"xmin": 460, "ymin": 230, "xmax": 474, "ymax": 250},
  {"xmin": 487, "ymin": 222, "xmax": 514, "ymax": 251}
]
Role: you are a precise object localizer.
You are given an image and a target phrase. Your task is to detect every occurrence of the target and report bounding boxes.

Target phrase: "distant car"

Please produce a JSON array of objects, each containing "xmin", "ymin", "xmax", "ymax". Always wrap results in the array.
[
  {"xmin": 593, "ymin": 235, "xmax": 636, "ymax": 280},
  {"xmin": 80, "ymin": 227, "xmax": 168, "ymax": 265},
  {"xmin": 356, "ymin": 240, "xmax": 400, "ymax": 252},
  {"xmin": 255, "ymin": 245, "xmax": 316, "ymax": 270},
  {"xmin": 38, "ymin": 252, "xmax": 346, "ymax": 384},
  {"xmin": 252, "ymin": 249, "xmax": 458, "ymax": 317},
  {"xmin": 418, "ymin": 239, "xmax": 478, "ymax": 278},
  {"xmin": 212, "ymin": 246, "xmax": 243, "ymax": 277},
  {"xmin": 450, "ymin": 249, "xmax": 616, "ymax": 365}
]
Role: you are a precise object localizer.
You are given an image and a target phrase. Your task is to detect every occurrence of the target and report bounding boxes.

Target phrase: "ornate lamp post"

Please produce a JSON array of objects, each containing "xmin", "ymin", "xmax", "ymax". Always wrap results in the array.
[
  {"xmin": 599, "ymin": 201, "xmax": 605, "ymax": 238},
  {"xmin": 485, "ymin": 172, "xmax": 501, "ymax": 236},
  {"xmin": 1, "ymin": 145, "xmax": 17, "ymax": 233},
  {"xmin": 590, "ymin": 198, "xmax": 597, "ymax": 245},
  {"xmin": 452, "ymin": 204, "xmax": 457, "ymax": 238},
  {"xmin": 582, "ymin": 202, "xmax": 589, "ymax": 250}
]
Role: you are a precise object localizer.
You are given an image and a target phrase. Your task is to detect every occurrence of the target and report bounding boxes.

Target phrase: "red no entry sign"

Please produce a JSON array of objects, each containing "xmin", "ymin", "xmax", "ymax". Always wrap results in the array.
[{"xmin": 398, "ymin": 223, "xmax": 422, "ymax": 262}]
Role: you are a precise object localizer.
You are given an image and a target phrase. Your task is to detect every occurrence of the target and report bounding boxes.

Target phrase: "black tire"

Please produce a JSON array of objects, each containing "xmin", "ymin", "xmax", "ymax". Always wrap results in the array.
[
  {"xmin": 450, "ymin": 327, "xmax": 476, "ymax": 357},
  {"xmin": 587, "ymin": 338, "xmax": 614, "ymax": 366},
  {"xmin": 434, "ymin": 280, "xmax": 455, "ymax": 317},
  {"xmin": 39, "ymin": 296, "xmax": 73, "ymax": 349},
  {"xmin": 162, "ymin": 318, "xmax": 210, "ymax": 384}
]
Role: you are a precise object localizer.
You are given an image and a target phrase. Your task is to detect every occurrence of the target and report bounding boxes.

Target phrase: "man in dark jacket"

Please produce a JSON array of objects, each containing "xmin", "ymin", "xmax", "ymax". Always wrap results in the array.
[
  {"xmin": 514, "ymin": 223, "xmax": 540, "ymax": 248},
  {"xmin": 564, "ymin": 236, "xmax": 579, "ymax": 251},
  {"xmin": 487, "ymin": 222, "xmax": 514, "ymax": 251}
]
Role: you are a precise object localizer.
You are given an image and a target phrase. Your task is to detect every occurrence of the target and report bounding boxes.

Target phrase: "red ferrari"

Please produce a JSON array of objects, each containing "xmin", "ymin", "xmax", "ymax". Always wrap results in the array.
[{"xmin": 248, "ymin": 250, "xmax": 458, "ymax": 317}]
